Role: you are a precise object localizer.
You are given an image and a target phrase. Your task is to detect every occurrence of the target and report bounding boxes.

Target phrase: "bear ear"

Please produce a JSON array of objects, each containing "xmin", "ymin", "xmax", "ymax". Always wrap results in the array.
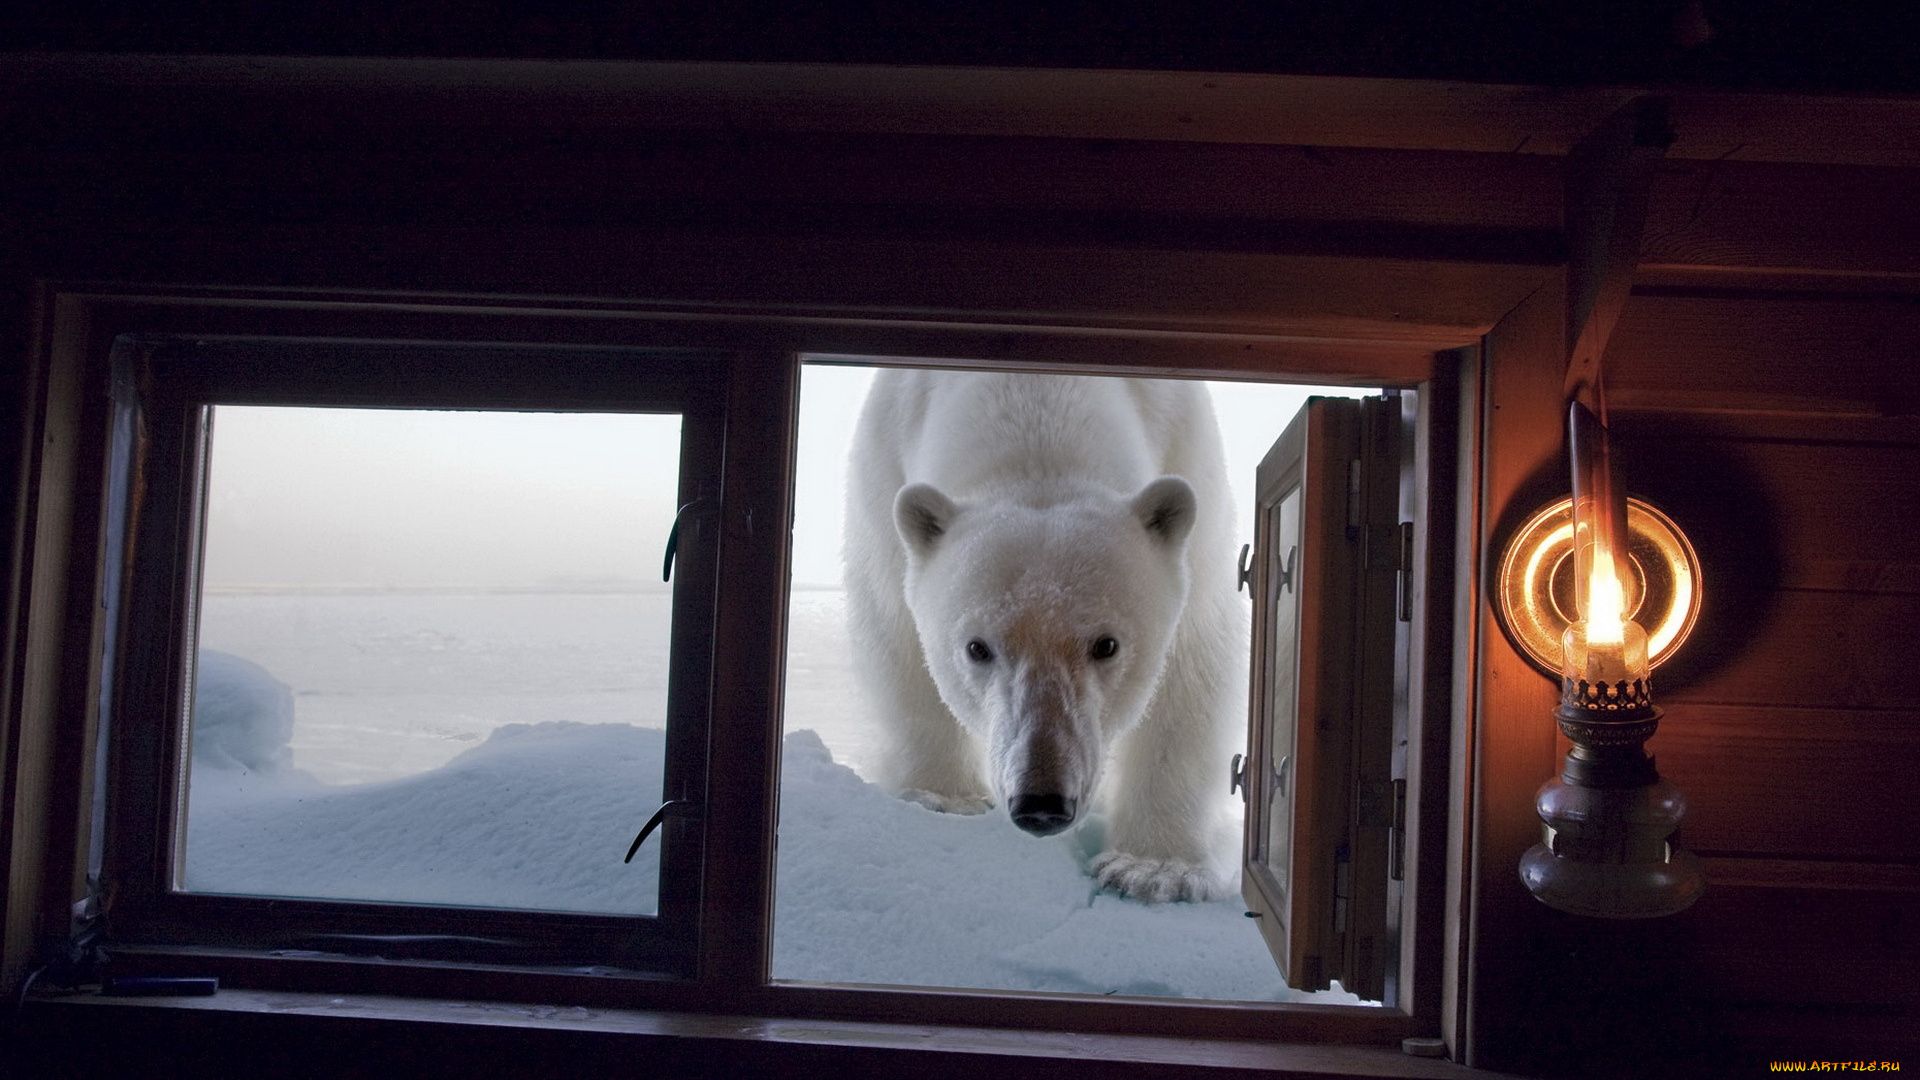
[
  {"xmin": 1132, "ymin": 476, "xmax": 1198, "ymax": 548},
  {"xmin": 894, "ymin": 483, "xmax": 959, "ymax": 559}
]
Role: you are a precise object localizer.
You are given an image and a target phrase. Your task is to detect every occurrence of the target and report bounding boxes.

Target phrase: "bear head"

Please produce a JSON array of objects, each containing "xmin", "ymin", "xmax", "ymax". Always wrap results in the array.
[{"xmin": 893, "ymin": 476, "xmax": 1196, "ymax": 837}]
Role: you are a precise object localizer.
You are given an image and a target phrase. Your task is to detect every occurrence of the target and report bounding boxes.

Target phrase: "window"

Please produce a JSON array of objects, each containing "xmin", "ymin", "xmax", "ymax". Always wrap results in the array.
[
  {"xmin": 771, "ymin": 359, "xmax": 1391, "ymax": 1004},
  {"xmin": 98, "ymin": 334, "xmax": 725, "ymax": 975},
  {"xmin": 182, "ymin": 405, "xmax": 685, "ymax": 917},
  {"xmin": 28, "ymin": 289, "xmax": 1446, "ymax": 1047}
]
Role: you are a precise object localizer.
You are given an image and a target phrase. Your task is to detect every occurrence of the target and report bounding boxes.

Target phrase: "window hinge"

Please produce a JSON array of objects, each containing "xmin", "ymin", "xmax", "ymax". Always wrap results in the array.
[
  {"xmin": 1389, "ymin": 778, "xmax": 1408, "ymax": 882},
  {"xmin": 1396, "ymin": 521, "xmax": 1415, "ymax": 622},
  {"xmin": 1333, "ymin": 843, "xmax": 1352, "ymax": 934},
  {"xmin": 1346, "ymin": 459, "xmax": 1362, "ymax": 539}
]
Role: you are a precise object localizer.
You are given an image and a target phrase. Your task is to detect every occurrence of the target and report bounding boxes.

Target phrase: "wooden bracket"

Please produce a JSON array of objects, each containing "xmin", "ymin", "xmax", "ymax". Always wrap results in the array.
[{"xmin": 1564, "ymin": 97, "xmax": 1674, "ymax": 416}]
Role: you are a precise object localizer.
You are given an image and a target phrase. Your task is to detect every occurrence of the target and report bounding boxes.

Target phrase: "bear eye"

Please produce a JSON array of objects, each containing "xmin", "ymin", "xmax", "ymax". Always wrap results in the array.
[
  {"xmin": 1090, "ymin": 636, "xmax": 1119, "ymax": 661},
  {"xmin": 966, "ymin": 639, "xmax": 994, "ymax": 663}
]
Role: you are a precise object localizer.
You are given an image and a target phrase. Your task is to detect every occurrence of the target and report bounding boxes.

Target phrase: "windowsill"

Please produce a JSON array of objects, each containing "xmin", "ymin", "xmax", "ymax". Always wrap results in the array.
[{"xmin": 20, "ymin": 987, "xmax": 1503, "ymax": 1079}]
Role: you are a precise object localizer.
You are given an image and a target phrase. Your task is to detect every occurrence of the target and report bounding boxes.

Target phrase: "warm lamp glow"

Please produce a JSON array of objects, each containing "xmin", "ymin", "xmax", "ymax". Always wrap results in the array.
[
  {"xmin": 1585, "ymin": 547, "xmax": 1627, "ymax": 647},
  {"xmin": 1493, "ymin": 499, "xmax": 1700, "ymax": 675},
  {"xmin": 1561, "ymin": 537, "xmax": 1651, "ymax": 706}
]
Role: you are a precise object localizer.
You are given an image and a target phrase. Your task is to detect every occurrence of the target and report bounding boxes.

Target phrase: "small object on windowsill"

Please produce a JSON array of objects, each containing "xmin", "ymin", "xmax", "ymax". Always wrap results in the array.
[
  {"xmin": 100, "ymin": 976, "xmax": 219, "ymax": 997},
  {"xmin": 1401, "ymin": 1037, "xmax": 1448, "ymax": 1058}
]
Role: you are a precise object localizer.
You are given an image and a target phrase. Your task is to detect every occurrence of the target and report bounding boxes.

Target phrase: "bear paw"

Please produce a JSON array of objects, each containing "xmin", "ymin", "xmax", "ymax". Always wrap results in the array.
[
  {"xmin": 1091, "ymin": 851, "xmax": 1233, "ymax": 904},
  {"xmin": 900, "ymin": 788, "xmax": 995, "ymax": 816}
]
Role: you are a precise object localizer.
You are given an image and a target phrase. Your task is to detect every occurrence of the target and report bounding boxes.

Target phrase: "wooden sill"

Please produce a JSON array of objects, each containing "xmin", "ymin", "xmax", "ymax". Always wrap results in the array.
[{"xmin": 17, "ymin": 987, "xmax": 1506, "ymax": 1079}]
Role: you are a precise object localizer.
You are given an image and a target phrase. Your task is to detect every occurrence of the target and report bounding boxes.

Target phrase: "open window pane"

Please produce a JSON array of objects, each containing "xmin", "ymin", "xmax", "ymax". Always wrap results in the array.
[
  {"xmin": 1242, "ymin": 395, "xmax": 1408, "ymax": 1000},
  {"xmin": 773, "ymin": 359, "xmax": 1377, "ymax": 1002},
  {"xmin": 179, "ymin": 406, "xmax": 683, "ymax": 917}
]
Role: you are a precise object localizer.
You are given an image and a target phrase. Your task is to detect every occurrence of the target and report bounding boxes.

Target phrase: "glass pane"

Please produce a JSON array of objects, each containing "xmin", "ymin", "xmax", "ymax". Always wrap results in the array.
[
  {"xmin": 180, "ymin": 406, "xmax": 681, "ymax": 916},
  {"xmin": 1262, "ymin": 489, "xmax": 1302, "ymax": 889}
]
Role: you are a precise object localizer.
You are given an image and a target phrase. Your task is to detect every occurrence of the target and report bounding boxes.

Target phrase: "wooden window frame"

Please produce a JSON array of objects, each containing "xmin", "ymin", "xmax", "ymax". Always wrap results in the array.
[
  {"xmin": 11, "ymin": 284, "xmax": 1456, "ymax": 1049},
  {"xmin": 98, "ymin": 335, "xmax": 729, "ymax": 976},
  {"xmin": 1242, "ymin": 392, "xmax": 1415, "ymax": 1003}
]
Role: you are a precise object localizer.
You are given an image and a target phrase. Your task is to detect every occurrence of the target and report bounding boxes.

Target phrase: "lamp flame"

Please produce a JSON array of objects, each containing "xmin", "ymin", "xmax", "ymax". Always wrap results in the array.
[
  {"xmin": 1563, "ymin": 399, "xmax": 1649, "ymax": 687},
  {"xmin": 1586, "ymin": 542, "xmax": 1627, "ymax": 647}
]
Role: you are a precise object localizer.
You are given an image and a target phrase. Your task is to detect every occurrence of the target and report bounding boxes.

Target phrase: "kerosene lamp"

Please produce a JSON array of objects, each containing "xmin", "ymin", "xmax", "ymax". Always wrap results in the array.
[{"xmin": 1509, "ymin": 401, "xmax": 1705, "ymax": 918}]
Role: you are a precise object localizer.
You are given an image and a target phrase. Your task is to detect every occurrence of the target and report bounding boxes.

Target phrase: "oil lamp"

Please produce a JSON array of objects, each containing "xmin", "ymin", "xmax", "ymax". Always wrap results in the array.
[{"xmin": 1513, "ymin": 402, "xmax": 1704, "ymax": 918}]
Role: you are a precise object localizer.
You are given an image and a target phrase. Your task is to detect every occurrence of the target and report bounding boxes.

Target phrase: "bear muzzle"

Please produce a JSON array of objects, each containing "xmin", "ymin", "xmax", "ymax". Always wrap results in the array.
[{"xmin": 1007, "ymin": 793, "xmax": 1077, "ymax": 836}]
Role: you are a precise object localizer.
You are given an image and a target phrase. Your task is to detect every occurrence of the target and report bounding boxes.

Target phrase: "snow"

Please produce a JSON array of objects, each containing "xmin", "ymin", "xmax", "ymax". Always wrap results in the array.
[
  {"xmin": 184, "ymin": 650, "xmax": 1357, "ymax": 1003},
  {"xmin": 773, "ymin": 728, "xmax": 1341, "ymax": 1001},
  {"xmin": 190, "ymin": 650, "xmax": 298, "ymax": 773},
  {"xmin": 186, "ymin": 718, "xmax": 665, "ymax": 915}
]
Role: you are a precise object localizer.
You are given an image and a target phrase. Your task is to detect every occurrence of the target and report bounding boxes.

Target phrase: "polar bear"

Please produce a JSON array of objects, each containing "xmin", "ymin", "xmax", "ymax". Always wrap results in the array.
[{"xmin": 844, "ymin": 370, "xmax": 1244, "ymax": 902}]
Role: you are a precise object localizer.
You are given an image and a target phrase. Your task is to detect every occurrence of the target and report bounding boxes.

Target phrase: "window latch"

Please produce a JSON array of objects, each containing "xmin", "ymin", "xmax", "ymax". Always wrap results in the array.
[
  {"xmin": 1238, "ymin": 543, "xmax": 1300, "ymax": 595},
  {"xmin": 625, "ymin": 799, "xmax": 701, "ymax": 864},
  {"xmin": 661, "ymin": 498, "xmax": 715, "ymax": 583}
]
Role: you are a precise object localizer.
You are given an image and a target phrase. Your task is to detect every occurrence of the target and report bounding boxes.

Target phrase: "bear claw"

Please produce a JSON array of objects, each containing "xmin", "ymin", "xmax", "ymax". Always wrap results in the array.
[{"xmin": 1091, "ymin": 851, "xmax": 1232, "ymax": 904}]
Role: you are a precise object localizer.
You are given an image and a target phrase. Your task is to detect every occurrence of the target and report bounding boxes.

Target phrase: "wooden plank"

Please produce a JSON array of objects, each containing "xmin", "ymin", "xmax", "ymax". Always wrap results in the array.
[
  {"xmin": 1446, "ymin": 878, "xmax": 1919, "ymax": 1073},
  {"xmin": 1676, "ymin": 881, "xmax": 1920, "ymax": 1009},
  {"xmin": 1658, "ymin": 589, "xmax": 1920, "ymax": 710},
  {"xmin": 1610, "ymin": 409, "xmax": 1920, "ymax": 449},
  {"xmin": 27, "ymin": 225, "xmax": 1542, "ymax": 351},
  {"xmin": 9, "ymin": 55, "xmax": 1920, "ymax": 167},
  {"xmin": 1653, "ymin": 704, "xmax": 1920, "ymax": 861},
  {"xmin": 36, "ymin": 284, "xmax": 1436, "ymax": 389},
  {"xmin": 1635, "ymin": 264, "xmax": 1920, "ymax": 296},
  {"xmin": 1641, "ymin": 158, "xmax": 1920, "ymax": 275},
  {"xmin": 1730, "ymin": 443, "xmax": 1920, "ymax": 594},
  {"xmin": 10, "ymin": 141, "xmax": 1565, "ymax": 238},
  {"xmin": 1490, "ymin": 879, "xmax": 1920, "ymax": 1062},
  {"xmin": 698, "ymin": 350, "xmax": 794, "ymax": 990},
  {"xmin": 25, "ymin": 135, "xmax": 1917, "ymax": 300},
  {"xmin": 1604, "ymin": 292, "xmax": 1920, "ymax": 417},
  {"xmin": 0, "ymin": 294, "xmax": 89, "ymax": 998},
  {"xmin": 1458, "ymin": 274, "xmax": 1569, "ymax": 1072},
  {"xmin": 1703, "ymin": 857, "xmax": 1920, "ymax": 893},
  {"xmin": 15, "ymin": 991, "xmax": 1494, "ymax": 1079},
  {"xmin": 1606, "ymin": 431, "xmax": 1920, "ymax": 596}
]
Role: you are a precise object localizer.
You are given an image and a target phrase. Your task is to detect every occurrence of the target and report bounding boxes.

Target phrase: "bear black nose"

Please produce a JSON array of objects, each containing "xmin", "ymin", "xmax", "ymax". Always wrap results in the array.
[{"xmin": 1008, "ymin": 793, "xmax": 1077, "ymax": 836}]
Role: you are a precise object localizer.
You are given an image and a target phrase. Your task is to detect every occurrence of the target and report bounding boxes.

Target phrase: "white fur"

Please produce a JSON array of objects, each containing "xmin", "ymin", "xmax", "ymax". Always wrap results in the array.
[{"xmin": 844, "ymin": 370, "xmax": 1244, "ymax": 902}]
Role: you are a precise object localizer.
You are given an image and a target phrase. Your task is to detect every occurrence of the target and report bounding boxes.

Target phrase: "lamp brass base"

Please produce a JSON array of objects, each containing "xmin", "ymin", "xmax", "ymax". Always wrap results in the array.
[
  {"xmin": 1521, "ymin": 838, "xmax": 1704, "ymax": 919},
  {"xmin": 1520, "ymin": 745, "xmax": 1705, "ymax": 919}
]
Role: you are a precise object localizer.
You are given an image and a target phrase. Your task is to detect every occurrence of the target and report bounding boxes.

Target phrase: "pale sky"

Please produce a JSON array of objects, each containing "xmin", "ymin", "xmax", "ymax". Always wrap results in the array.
[
  {"xmin": 199, "ymin": 363, "xmax": 1376, "ymax": 590},
  {"xmin": 200, "ymin": 407, "xmax": 685, "ymax": 589}
]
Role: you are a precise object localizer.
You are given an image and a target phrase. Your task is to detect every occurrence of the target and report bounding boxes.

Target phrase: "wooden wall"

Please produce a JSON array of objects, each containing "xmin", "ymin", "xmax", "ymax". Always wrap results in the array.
[
  {"xmin": 1615, "ymin": 280, "xmax": 1920, "ymax": 1035},
  {"xmin": 1461, "ymin": 152, "xmax": 1920, "ymax": 1073}
]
